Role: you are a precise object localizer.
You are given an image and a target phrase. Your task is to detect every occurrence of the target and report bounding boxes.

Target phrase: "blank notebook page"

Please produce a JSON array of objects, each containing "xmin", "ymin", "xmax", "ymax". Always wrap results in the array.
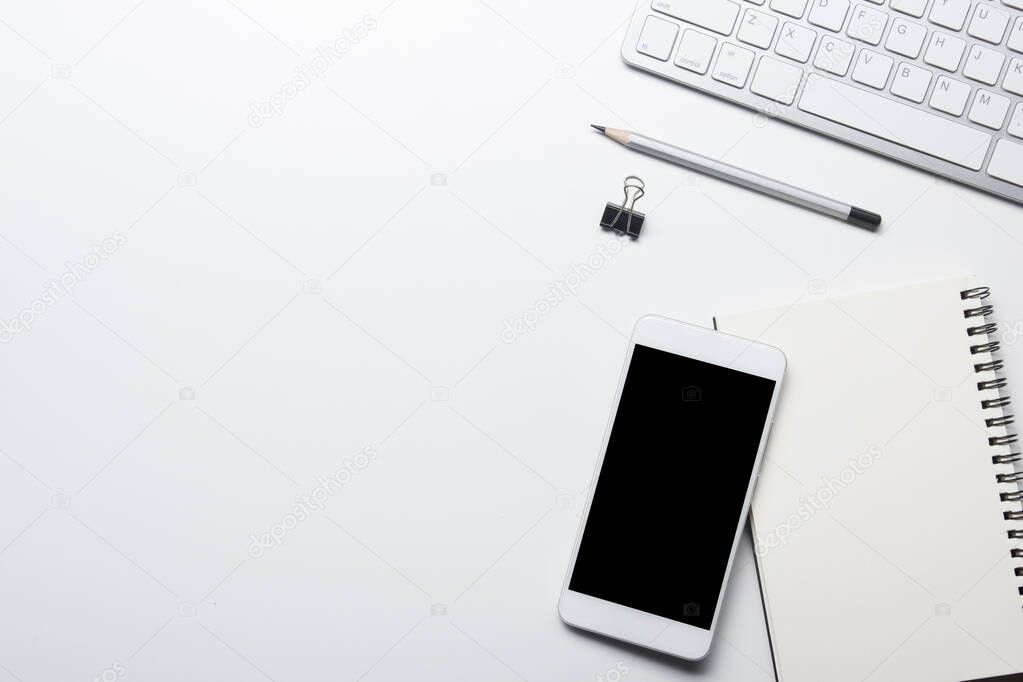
[{"xmin": 716, "ymin": 276, "xmax": 1023, "ymax": 682}]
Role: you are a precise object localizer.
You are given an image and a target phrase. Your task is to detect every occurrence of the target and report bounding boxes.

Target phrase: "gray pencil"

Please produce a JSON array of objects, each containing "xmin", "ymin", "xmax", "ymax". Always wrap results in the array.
[{"xmin": 591, "ymin": 125, "xmax": 881, "ymax": 231}]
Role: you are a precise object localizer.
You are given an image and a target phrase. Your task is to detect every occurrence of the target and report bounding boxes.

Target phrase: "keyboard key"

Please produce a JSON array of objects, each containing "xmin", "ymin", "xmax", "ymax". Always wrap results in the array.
[
  {"xmin": 967, "ymin": 3, "xmax": 1009, "ymax": 43},
  {"xmin": 1004, "ymin": 0, "xmax": 1023, "ymax": 9},
  {"xmin": 987, "ymin": 139, "xmax": 1023, "ymax": 187},
  {"xmin": 713, "ymin": 42, "xmax": 756, "ymax": 86},
  {"xmin": 675, "ymin": 29, "xmax": 718, "ymax": 73},
  {"xmin": 776, "ymin": 22, "xmax": 818, "ymax": 61},
  {"xmin": 1008, "ymin": 103, "xmax": 1023, "ymax": 138},
  {"xmin": 751, "ymin": 55, "xmax": 804, "ymax": 102},
  {"xmin": 808, "ymin": 0, "xmax": 850, "ymax": 31},
  {"xmin": 814, "ymin": 34, "xmax": 856, "ymax": 74},
  {"xmin": 798, "ymin": 74, "xmax": 991, "ymax": 169},
  {"xmin": 968, "ymin": 89, "xmax": 1010, "ymax": 128},
  {"xmin": 1005, "ymin": 58, "xmax": 1023, "ymax": 94},
  {"xmin": 770, "ymin": 0, "xmax": 809, "ymax": 17},
  {"xmin": 891, "ymin": 0, "xmax": 928, "ymax": 17},
  {"xmin": 885, "ymin": 17, "xmax": 927, "ymax": 57},
  {"xmin": 924, "ymin": 31, "xmax": 966, "ymax": 71},
  {"xmin": 890, "ymin": 62, "xmax": 932, "ymax": 101},
  {"xmin": 847, "ymin": 4, "xmax": 889, "ymax": 44},
  {"xmin": 930, "ymin": 75, "xmax": 972, "ymax": 115},
  {"xmin": 852, "ymin": 49, "xmax": 894, "ymax": 87},
  {"xmin": 745, "ymin": 0, "xmax": 766, "ymax": 5},
  {"xmin": 637, "ymin": 15, "xmax": 680, "ymax": 60},
  {"xmin": 929, "ymin": 0, "xmax": 971, "ymax": 30},
  {"xmin": 963, "ymin": 45, "xmax": 1005, "ymax": 85},
  {"xmin": 738, "ymin": 9, "xmax": 779, "ymax": 48},
  {"xmin": 1009, "ymin": 17, "xmax": 1023, "ymax": 52},
  {"xmin": 652, "ymin": 0, "xmax": 741, "ymax": 35}
]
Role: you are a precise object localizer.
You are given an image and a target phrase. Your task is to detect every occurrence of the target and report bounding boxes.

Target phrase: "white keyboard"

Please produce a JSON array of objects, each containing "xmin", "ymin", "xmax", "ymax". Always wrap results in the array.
[{"xmin": 623, "ymin": 0, "xmax": 1023, "ymax": 204}]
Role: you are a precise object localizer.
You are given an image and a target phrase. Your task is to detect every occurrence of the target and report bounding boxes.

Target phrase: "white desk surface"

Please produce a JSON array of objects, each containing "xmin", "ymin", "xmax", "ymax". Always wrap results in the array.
[{"xmin": 2, "ymin": 1, "xmax": 1022, "ymax": 680}]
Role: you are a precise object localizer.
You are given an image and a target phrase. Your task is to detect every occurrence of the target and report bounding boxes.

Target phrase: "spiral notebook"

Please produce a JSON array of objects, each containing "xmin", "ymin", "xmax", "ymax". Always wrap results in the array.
[{"xmin": 715, "ymin": 276, "xmax": 1023, "ymax": 682}]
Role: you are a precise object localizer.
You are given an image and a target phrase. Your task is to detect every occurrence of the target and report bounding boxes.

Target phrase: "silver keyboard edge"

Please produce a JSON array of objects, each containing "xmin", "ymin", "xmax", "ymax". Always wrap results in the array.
[{"xmin": 621, "ymin": 6, "xmax": 1023, "ymax": 206}]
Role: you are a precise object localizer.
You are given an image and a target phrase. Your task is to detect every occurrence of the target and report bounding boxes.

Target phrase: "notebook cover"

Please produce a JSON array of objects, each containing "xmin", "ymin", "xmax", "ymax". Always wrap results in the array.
[{"xmin": 716, "ymin": 276, "xmax": 1023, "ymax": 682}]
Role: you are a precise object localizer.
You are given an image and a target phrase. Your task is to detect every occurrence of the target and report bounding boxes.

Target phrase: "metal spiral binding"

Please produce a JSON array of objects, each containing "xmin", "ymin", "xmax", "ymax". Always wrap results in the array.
[
  {"xmin": 962, "ymin": 286, "xmax": 1023, "ymax": 600},
  {"xmin": 983, "ymin": 396, "xmax": 1012, "ymax": 409},
  {"xmin": 968, "ymin": 322, "xmax": 999, "ymax": 336},
  {"xmin": 980, "ymin": 378, "xmax": 1009, "ymax": 391},
  {"xmin": 976, "ymin": 360, "xmax": 1005, "ymax": 373},
  {"xmin": 965, "ymin": 304, "xmax": 995, "ymax": 318}
]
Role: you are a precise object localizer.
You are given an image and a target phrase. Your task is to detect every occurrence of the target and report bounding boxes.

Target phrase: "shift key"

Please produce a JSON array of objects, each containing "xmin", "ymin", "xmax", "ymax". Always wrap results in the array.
[{"xmin": 652, "ymin": 0, "xmax": 741, "ymax": 35}]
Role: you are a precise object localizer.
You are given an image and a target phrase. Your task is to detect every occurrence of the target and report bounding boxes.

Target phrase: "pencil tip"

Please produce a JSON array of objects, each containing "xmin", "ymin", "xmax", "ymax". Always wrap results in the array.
[{"xmin": 590, "ymin": 124, "xmax": 606, "ymax": 133}]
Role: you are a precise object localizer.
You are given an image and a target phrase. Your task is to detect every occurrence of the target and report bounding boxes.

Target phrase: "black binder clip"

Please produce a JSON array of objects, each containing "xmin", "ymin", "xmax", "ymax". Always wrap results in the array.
[{"xmin": 600, "ymin": 176, "xmax": 645, "ymax": 239}]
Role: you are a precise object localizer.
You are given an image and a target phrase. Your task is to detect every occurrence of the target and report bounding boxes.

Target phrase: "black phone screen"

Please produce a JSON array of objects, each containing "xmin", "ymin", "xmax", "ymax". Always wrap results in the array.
[{"xmin": 568, "ymin": 344, "xmax": 776, "ymax": 630}]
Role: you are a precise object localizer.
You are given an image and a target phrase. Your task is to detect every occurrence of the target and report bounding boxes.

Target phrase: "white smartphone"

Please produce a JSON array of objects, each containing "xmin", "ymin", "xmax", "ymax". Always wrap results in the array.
[{"xmin": 558, "ymin": 315, "xmax": 785, "ymax": 661}]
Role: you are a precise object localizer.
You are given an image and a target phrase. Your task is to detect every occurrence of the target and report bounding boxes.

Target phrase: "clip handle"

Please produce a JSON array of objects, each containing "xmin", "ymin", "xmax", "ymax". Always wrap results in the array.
[{"xmin": 621, "ymin": 176, "xmax": 645, "ymax": 213}]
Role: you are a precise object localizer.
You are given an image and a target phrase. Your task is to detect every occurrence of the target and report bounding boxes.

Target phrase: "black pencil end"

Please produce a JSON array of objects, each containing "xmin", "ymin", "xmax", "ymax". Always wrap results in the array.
[
  {"xmin": 590, "ymin": 124, "xmax": 606, "ymax": 134},
  {"xmin": 848, "ymin": 206, "xmax": 882, "ymax": 232}
]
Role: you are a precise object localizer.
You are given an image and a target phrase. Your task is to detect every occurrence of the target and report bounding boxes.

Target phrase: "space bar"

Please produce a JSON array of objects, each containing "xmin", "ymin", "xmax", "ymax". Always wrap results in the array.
[{"xmin": 798, "ymin": 74, "xmax": 991, "ymax": 171}]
